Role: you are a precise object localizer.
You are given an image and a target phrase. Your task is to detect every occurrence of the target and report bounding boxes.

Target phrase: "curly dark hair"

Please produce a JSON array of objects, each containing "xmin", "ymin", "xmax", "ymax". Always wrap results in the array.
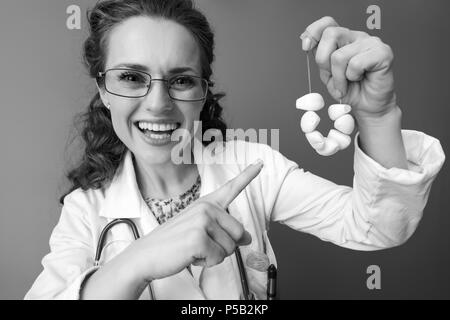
[{"xmin": 60, "ymin": 0, "xmax": 227, "ymax": 204}]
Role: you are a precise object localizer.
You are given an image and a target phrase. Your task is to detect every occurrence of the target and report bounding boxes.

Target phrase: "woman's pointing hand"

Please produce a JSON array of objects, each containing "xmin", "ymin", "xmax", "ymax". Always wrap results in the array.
[{"xmin": 128, "ymin": 159, "xmax": 264, "ymax": 282}]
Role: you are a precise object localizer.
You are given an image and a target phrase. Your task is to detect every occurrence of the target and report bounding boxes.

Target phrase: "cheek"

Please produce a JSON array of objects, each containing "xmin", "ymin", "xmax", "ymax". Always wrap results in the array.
[
  {"xmin": 184, "ymin": 102, "xmax": 204, "ymax": 122},
  {"xmin": 109, "ymin": 108, "xmax": 135, "ymax": 139}
]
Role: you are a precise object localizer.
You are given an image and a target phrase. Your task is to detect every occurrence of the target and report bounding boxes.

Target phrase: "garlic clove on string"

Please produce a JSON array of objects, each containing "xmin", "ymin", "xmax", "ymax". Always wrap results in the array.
[
  {"xmin": 327, "ymin": 129, "xmax": 351, "ymax": 150},
  {"xmin": 305, "ymin": 130, "xmax": 325, "ymax": 150},
  {"xmin": 315, "ymin": 137, "xmax": 340, "ymax": 156},
  {"xmin": 300, "ymin": 111, "xmax": 320, "ymax": 133},
  {"xmin": 296, "ymin": 93, "xmax": 325, "ymax": 111},
  {"xmin": 328, "ymin": 104, "xmax": 352, "ymax": 121},
  {"xmin": 334, "ymin": 114, "xmax": 355, "ymax": 135}
]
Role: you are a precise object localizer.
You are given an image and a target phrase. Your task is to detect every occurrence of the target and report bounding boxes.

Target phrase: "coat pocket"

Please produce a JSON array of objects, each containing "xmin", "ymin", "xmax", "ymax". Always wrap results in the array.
[
  {"xmin": 245, "ymin": 267, "xmax": 268, "ymax": 300},
  {"xmin": 240, "ymin": 230, "xmax": 278, "ymax": 300}
]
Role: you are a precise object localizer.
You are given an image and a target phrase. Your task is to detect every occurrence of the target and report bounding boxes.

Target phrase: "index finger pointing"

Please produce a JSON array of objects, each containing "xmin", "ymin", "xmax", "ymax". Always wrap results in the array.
[{"xmin": 208, "ymin": 158, "xmax": 264, "ymax": 208}]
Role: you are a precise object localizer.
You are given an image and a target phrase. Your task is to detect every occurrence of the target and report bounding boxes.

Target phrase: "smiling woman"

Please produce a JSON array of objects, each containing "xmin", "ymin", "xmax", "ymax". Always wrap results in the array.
[
  {"xmin": 62, "ymin": 1, "xmax": 227, "ymax": 201},
  {"xmin": 24, "ymin": 0, "xmax": 445, "ymax": 300}
]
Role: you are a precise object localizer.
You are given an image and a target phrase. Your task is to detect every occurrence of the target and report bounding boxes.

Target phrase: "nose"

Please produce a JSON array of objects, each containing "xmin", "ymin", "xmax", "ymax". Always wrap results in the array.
[{"xmin": 143, "ymin": 79, "xmax": 174, "ymax": 113}]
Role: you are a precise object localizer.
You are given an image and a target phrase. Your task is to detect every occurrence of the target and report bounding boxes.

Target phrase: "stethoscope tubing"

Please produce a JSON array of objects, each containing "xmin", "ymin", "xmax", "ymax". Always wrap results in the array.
[
  {"xmin": 234, "ymin": 246, "xmax": 254, "ymax": 300},
  {"xmin": 94, "ymin": 218, "xmax": 139, "ymax": 266}
]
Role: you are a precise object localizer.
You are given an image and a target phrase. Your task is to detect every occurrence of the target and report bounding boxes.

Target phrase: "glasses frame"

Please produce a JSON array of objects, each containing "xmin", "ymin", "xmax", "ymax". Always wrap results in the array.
[{"xmin": 97, "ymin": 68, "xmax": 214, "ymax": 101}]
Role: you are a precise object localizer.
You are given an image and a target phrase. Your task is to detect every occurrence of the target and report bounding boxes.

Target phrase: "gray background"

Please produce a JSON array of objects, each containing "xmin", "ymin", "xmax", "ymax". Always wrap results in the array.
[{"xmin": 0, "ymin": 0, "xmax": 448, "ymax": 299}]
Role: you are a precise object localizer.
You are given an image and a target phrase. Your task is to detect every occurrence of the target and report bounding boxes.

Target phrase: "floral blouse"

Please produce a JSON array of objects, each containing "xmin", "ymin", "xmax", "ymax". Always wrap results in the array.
[{"xmin": 143, "ymin": 175, "xmax": 201, "ymax": 224}]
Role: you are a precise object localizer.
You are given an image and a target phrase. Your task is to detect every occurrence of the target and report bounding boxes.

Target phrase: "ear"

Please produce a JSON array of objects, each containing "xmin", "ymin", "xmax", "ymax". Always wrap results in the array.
[{"xmin": 96, "ymin": 81, "xmax": 110, "ymax": 108}]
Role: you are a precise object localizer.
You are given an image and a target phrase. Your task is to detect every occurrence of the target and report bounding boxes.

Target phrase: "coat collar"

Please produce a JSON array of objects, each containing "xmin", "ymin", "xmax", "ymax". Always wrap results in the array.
[{"xmin": 99, "ymin": 150, "xmax": 142, "ymax": 219}]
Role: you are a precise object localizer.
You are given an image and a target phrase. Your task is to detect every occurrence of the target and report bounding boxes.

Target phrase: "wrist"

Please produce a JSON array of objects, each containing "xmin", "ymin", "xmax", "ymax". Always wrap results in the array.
[
  {"xmin": 355, "ymin": 104, "xmax": 407, "ymax": 169},
  {"xmin": 80, "ymin": 249, "xmax": 150, "ymax": 300},
  {"xmin": 124, "ymin": 240, "xmax": 155, "ymax": 284},
  {"xmin": 104, "ymin": 243, "xmax": 151, "ymax": 297},
  {"xmin": 354, "ymin": 104, "xmax": 402, "ymax": 129}
]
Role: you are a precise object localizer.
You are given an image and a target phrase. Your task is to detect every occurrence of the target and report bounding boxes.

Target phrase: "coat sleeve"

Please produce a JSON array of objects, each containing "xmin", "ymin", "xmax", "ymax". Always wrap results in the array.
[
  {"xmin": 24, "ymin": 191, "xmax": 100, "ymax": 299},
  {"xmin": 262, "ymin": 129, "xmax": 445, "ymax": 250}
]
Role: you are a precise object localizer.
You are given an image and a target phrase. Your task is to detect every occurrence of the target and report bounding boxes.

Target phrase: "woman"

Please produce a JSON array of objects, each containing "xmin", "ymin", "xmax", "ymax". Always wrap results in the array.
[{"xmin": 25, "ymin": 0, "xmax": 445, "ymax": 299}]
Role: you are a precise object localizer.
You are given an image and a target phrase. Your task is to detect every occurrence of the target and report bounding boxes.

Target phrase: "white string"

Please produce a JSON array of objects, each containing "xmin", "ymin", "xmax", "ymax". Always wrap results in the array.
[{"xmin": 306, "ymin": 51, "xmax": 312, "ymax": 94}]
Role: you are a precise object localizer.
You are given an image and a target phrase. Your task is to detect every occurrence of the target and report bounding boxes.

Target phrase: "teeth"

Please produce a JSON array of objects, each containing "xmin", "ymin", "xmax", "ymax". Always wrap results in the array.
[
  {"xmin": 138, "ymin": 122, "xmax": 179, "ymax": 131},
  {"xmin": 149, "ymin": 133, "xmax": 171, "ymax": 139}
]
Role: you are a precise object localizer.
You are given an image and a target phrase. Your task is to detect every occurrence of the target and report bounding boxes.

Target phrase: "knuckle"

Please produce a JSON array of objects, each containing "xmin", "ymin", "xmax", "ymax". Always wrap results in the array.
[
  {"xmin": 196, "ymin": 200, "xmax": 214, "ymax": 213},
  {"xmin": 322, "ymin": 26, "xmax": 338, "ymax": 39},
  {"xmin": 366, "ymin": 38, "xmax": 394, "ymax": 63},
  {"xmin": 305, "ymin": 25, "xmax": 315, "ymax": 37},
  {"xmin": 188, "ymin": 228, "xmax": 207, "ymax": 246},
  {"xmin": 339, "ymin": 26, "xmax": 350, "ymax": 34},
  {"xmin": 315, "ymin": 52, "xmax": 327, "ymax": 68},
  {"xmin": 371, "ymin": 36, "xmax": 382, "ymax": 43},
  {"xmin": 197, "ymin": 211, "xmax": 212, "ymax": 227},
  {"xmin": 382, "ymin": 44, "xmax": 394, "ymax": 61},
  {"xmin": 330, "ymin": 50, "xmax": 345, "ymax": 64},
  {"xmin": 322, "ymin": 16, "xmax": 337, "ymax": 25},
  {"xmin": 198, "ymin": 195, "xmax": 222, "ymax": 210},
  {"xmin": 366, "ymin": 36, "xmax": 383, "ymax": 47},
  {"xmin": 349, "ymin": 58, "xmax": 363, "ymax": 71},
  {"xmin": 323, "ymin": 26, "xmax": 348, "ymax": 40}
]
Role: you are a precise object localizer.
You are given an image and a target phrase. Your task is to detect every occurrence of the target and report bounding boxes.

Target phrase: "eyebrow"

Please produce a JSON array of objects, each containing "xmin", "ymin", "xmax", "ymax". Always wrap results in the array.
[{"xmin": 111, "ymin": 63, "xmax": 198, "ymax": 75}]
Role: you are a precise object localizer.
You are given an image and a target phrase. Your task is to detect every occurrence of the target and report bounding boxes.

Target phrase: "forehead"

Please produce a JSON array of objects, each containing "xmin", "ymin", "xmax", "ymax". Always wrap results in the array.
[{"xmin": 104, "ymin": 16, "xmax": 201, "ymax": 73}]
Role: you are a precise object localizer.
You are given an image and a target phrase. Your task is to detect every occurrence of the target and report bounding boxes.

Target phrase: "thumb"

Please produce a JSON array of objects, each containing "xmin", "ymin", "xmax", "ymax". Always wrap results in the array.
[{"xmin": 237, "ymin": 229, "xmax": 252, "ymax": 246}]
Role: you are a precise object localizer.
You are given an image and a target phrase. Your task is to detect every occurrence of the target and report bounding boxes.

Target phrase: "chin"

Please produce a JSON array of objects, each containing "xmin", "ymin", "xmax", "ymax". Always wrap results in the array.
[{"xmin": 140, "ymin": 148, "xmax": 174, "ymax": 165}]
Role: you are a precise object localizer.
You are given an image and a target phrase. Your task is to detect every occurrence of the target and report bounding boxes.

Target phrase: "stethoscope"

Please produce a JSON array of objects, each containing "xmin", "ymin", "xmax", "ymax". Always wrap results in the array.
[{"xmin": 94, "ymin": 218, "xmax": 277, "ymax": 300}]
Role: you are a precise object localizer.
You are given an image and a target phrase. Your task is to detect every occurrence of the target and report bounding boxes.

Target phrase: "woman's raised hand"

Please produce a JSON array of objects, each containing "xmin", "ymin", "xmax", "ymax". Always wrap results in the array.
[
  {"xmin": 129, "ymin": 159, "xmax": 264, "ymax": 283},
  {"xmin": 300, "ymin": 16, "xmax": 397, "ymax": 120}
]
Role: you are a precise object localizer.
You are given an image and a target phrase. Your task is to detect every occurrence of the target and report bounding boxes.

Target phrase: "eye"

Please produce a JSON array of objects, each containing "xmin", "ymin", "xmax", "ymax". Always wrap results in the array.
[
  {"xmin": 170, "ymin": 75, "xmax": 196, "ymax": 90},
  {"xmin": 118, "ymin": 71, "xmax": 147, "ymax": 83}
]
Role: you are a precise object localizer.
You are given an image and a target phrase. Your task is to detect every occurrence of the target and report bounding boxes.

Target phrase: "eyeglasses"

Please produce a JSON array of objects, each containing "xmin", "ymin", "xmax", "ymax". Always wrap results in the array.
[{"xmin": 97, "ymin": 68, "xmax": 213, "ymax": 101}]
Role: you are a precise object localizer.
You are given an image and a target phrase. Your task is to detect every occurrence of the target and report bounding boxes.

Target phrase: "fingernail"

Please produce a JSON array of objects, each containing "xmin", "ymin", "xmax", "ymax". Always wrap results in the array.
[
  {"xmin": 239, "ymin": 231, "xmax": 252, "ymax": 246},
  {"xmin": 302, "ymin": 37, "xmax": 311, "ymax": 51},
  {"xmin": 252, "ymin": 158, "xmax": 264, "ymax": 168},
  {"xmin": 334, "ymin": 89, "xmax": 343, "ymax": 99}
]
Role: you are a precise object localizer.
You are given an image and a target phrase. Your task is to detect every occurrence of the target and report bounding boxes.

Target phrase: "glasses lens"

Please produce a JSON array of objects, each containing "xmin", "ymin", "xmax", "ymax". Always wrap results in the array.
[
  {"xmin": 168, "ymin": 75, "xmax": 208, "ymax": 101},
  {"xmin": 105, "ymin": 69, "xmax": 150, "ymax": 97}
]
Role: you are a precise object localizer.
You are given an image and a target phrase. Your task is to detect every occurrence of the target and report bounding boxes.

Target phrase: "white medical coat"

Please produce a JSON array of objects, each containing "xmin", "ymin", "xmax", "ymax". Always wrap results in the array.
[{"xmin": 25, "ymin": 130, "xmax": 445, "ymax": 299}]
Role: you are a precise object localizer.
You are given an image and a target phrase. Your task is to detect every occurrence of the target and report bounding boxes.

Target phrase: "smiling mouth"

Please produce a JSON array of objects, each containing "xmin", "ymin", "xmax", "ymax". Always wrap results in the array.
[{"xmin": 134, "ymin": 122, "xmax": 182, "ymax": 135}]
